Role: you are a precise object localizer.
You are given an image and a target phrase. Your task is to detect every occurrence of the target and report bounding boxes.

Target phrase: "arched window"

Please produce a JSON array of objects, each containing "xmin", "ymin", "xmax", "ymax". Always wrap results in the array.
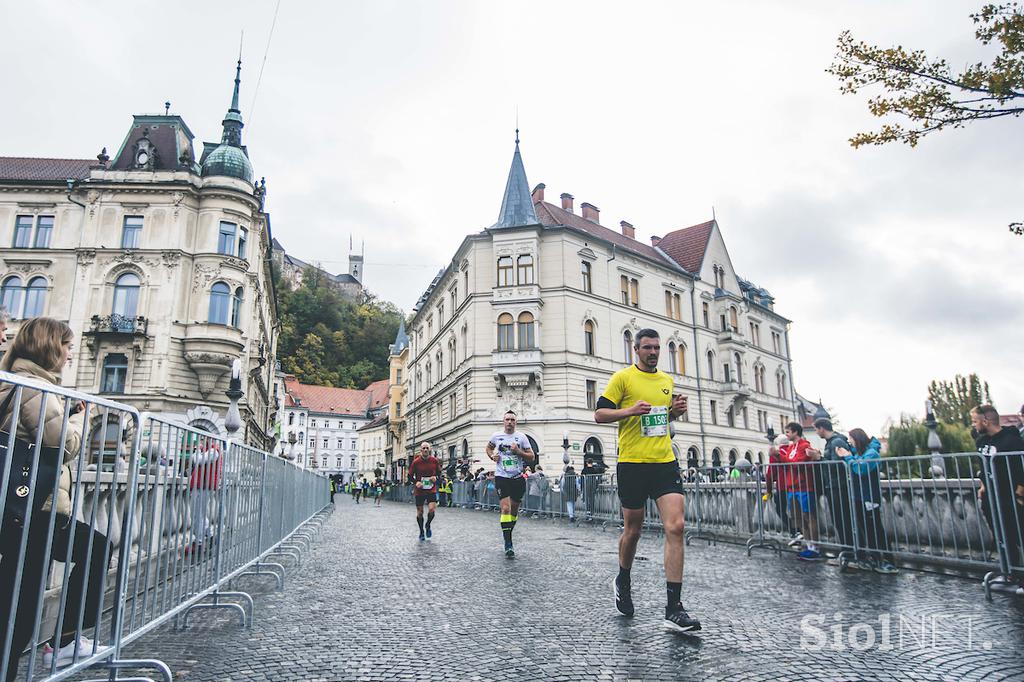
[
  {"xmin": 497, "ymin": 256, "xmax": 514, "ymax": 286},
  {"xmin": 497, "ymin": 313, "xmax": 514, "ymax": 350},
  {"xmin": 517, "ymin": 255, "xmax": 535, "ymax": 284},
  {"xmin": 706, "ymin": 351, "xmax": 715, "ymax": 380},
  {"xmin": 734, "ymin": 352, "xmax": 743, "ymax": 384},
  {"xmin": 584, "ymin": 437, "xmax": 602, "ymax": 461},
  {"xmin": 299, "ymin": 414, "xmax": 305, "ymax": 426},
  {"xmin": 436, "ymin": 350, "xmax": 443, "ymax": 378},
  {"xmin": 230, "ymin": 287, "xmax": 243, "ymax": 327},
  {"xmin": 449, "ymin": 338, "xmax": 456, "ymax": 371},
  {"xmin": 583, "ymin": 320, "xmax": 595, "ymax": 356},
  {"xmin": 209, "ymin": 282, "xmax": 231, "ymax": 325},
  {"xmin": 22, "ymin": 276, "xmax": 47, "ymax": 319},
  {"xmin": 517, "ymin": 311, "xmax": 535, "ymax": 349},
  {"xmin": 526, "ymin": 435, "xmax": 540, "ymax": 459},
  {"xmin": 0, "ymin": 276, "xmax": 23, "ymax": 319},
  {"xmin": 461, "ymin": 326, "xmax": 468, "ymax": 361},
  {"xmin": 462, "ymin": 439, "xmax": 469, "ymax": 460},
  {"xmin": 677, "ymin": 344, "xmax": 686, "ymax": 375},
  {"xmin": 778, "ymin": 372, "xmax": 788, "ymax": 399},
  {"xmin": 668, "ymin": 342, "xmax": 677, "ymax": 373},
  {"xmin": 712, "ymin": 448, "xmax": 722, "ymax": 468},
  {"xmin": 89, "ymin": 417, "xmax": 123, "ymax": 466},
  {"xmin": 687, "ymin": 446, "xmax": 700, "ymax": 470},
  {"xmin": 288, "ymin": 413, "xmax": 295, "ymax": 426},
  {"xmin": 623, "ymin": 330, "xmax": 634, "ymax": 364},
  {"xmin": 112, "ymin": 272, "xmax": 140, "ymax": 328}
]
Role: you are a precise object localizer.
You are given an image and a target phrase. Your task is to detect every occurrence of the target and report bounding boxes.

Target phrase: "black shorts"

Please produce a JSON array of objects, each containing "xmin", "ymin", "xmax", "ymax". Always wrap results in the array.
[
  {"xmin": 415, "ymin": 493, "xmax": 438, "ymax": 507},
  {"xmin": 616, "ymin": 461, "xmax": 684, "ymax": 510},
  {"xmin": 495, "ymin": 475, "xmax": 526, "ymax": 502}
]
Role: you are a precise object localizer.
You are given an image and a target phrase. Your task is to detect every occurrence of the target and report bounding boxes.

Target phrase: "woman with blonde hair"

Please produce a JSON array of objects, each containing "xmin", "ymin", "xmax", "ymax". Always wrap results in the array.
[{"xmin": 0, "ymin": 318, "xmax": 111, "ymax": 679}]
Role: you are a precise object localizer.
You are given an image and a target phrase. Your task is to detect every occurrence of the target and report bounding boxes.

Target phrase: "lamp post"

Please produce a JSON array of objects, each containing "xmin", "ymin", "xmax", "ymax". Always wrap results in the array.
[
  {"xmin": 562, "ymin": 430, "xmax": 570, "ymax": 467},
  {"xmin": 285, "ymin": 431, "xmax": 297, "ymax": 461},
  {"xmin": 224, "ymin": 358, "xmax": 243, "ymax": 438},
  {"xmin": 925, "ymin": 400, "xmax": 945, "ymax": 478}
]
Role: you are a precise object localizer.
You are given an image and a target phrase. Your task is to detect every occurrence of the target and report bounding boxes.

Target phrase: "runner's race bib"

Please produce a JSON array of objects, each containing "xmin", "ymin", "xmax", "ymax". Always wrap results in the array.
[
  {"xmin": 640, "ymin": 406, "xmax": 669, "ymax": 437},
  {"xmin": 501, "ymin": 454, "xmax": 518, "ymax": 470},
  {"xmin": 421, "ymin": 477, "xmax": 434, "ymax": 490}
]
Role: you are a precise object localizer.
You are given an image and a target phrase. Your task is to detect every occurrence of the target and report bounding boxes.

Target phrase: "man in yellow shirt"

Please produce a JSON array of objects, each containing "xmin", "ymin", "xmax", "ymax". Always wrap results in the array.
[{"xmin": 595, "ymin": 328, "xmax": 699, "ymax": 633}]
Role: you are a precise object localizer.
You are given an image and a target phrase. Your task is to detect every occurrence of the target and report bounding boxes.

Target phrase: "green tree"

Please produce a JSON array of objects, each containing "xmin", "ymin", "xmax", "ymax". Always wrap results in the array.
[
  {"xmin": 927, "ymin": 373, "xmax": 993, "ymax": 426},
  {"xmin": 276, "ymin": 266, "xmax": 403, "ymax": 388},
  {"xmin": 828, "ymin": 3, "xmax": 1024, "ymax": 235}
]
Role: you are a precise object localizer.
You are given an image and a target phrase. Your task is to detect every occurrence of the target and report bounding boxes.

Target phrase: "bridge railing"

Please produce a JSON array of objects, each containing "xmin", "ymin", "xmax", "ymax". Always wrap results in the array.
[{"xmin": 384, "ymin": 452, "xmax": 1024, "ymax": 600}]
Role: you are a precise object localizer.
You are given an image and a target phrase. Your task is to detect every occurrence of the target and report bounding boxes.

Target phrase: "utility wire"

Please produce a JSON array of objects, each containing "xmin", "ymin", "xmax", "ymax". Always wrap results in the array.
[{"xmin": 248, "ymin": 0, "xmax": 282, "ymax": 130}]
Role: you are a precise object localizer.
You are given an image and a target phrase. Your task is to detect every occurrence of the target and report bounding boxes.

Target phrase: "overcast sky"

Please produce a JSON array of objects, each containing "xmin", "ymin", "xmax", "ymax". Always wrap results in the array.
[{"xmin": 2, "ymin": 1, "xmax": 1019, "ymax": 434}]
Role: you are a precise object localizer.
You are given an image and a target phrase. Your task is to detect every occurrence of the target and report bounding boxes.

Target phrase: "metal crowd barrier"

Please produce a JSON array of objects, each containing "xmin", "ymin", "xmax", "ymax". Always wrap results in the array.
[
  {"xmin": 383, "ymin": 452, "xmax": 1024, "ymax": 600},
  {"xmin": 0, "ymin": 371, "xmax": 330, "ymax": 681}
]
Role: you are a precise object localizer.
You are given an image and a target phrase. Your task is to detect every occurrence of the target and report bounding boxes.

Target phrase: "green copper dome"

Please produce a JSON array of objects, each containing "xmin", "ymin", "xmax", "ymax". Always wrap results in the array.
[{"xmin": 202, "ymin": 144, "xmax": 253, "ymax": 183}]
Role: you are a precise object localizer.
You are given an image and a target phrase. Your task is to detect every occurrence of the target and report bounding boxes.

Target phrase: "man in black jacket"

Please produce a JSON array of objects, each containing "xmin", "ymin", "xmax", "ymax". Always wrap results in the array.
[
  {"xmin": 813, "ymin": 419, "xmax": 857, "ymax": 559},
  {"xmin": 973, "ymin": 405, "xmax": 1024, "ymax": 590}
]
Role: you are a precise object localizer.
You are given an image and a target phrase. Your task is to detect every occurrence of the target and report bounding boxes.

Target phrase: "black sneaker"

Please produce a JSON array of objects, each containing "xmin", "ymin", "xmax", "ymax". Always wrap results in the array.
[
  {"xmin": 418, "ymin": 532, "xmax": 426, "ymax": 542},
  {"xmin": 613, "ymin": 577, "xmax": 634, "ymax": 617},
  {"xmin": 425, "ymin": 527, "xmax": 433, "ymax": 539},
  {"xmin": 664, "ymin": 604, "xmax": 701, "ymax": 633}
]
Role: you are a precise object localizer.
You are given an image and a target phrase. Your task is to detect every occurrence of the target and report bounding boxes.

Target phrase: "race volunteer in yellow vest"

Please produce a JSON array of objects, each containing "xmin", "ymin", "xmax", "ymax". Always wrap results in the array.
[{"xmin": 595, "ymin": 328, "xmax": 700, "ymax": 633}]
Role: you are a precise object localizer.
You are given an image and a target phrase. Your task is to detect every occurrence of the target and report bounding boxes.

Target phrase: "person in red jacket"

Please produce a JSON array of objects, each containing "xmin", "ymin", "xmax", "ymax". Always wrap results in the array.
[
  {"xmin": 408, "ymin": 442, "xmax": 442, "ymax": 541},
  {"xmin": 771, "ymin": 422, "xmax": 823, "ymax": 560}
]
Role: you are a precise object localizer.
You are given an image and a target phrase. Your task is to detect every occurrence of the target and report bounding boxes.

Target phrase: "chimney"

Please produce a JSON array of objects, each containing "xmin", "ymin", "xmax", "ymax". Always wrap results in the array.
[
  {"xmin": 650, "ymin": 235, "xmax": 662, "ymax": 247},
  {"xmin": 581, "ymin": 202, "xmax": 600, "ymax": 223},
  {"xmin": 531, "ymin": 183, "xmax": 545, "ymax": 203},
  {"xmin": 560, "ymin": 192, "xmax": 574, "ymax": 212},
  {"xmin": 620, "ymin": 221, "xmax": 635, "ymax": 240}
]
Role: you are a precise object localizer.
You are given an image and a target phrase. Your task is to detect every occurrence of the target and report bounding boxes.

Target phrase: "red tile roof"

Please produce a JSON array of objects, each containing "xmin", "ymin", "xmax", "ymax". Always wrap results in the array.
[
  {"xmin": 656, "ymin": 220, "xmax": 715, "ymax": 274},
  {"xmin": 534, "ymin": 200, "xmax": 670, "ymax": 265},
  {"xmin": 0, "ymin": 157, "xmax": 94, "ymax": 182},
  {"xmin": 364, "ymin": 379, "xmax": 389, "ymax": 410},
  {"xmin": 283, "ymin": 376, "xmax": 373, "ymax": 416}
]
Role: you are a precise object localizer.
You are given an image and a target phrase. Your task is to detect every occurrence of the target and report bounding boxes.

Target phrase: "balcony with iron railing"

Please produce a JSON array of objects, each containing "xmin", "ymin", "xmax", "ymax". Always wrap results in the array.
[{"xmin": 85, "ymin": 314, "xmax": 149, "ymax": 336}]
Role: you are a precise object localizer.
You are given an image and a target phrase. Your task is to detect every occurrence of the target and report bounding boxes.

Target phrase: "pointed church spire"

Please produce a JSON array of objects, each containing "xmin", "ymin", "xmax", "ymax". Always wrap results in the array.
[
  {"xmin": 230, "ymin": 59, "xmax": 242, "ymax": 112},
  {"xmin": 493, "ymin": 132, "xmax": 538, "ymax": 229}
]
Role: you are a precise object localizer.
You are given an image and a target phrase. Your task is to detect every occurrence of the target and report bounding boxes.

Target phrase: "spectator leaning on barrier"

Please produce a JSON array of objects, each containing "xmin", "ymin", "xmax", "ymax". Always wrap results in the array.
[
  {"xmin": 841, "ymin": 429, "xmax": 897, "ymax": 574},
  {"xmin": 972, "ymin": 404, "xmax": 1024, "ymax": 594},
  {"xmin": 187, "ymin": 439, "xmax": 223, "ymax": 554},
  {"xmin": 0, "ymin": 317, "xmax": 112, "ymax": 677},
  {"xmin": 526, "ymin": 465, "xmax": 549, "ymax": 517},
  {"xmin": 765, "ymin": 445, "xmax": 799, "ymax": 546},
  {"xmin": 772, "ymin": 422, "xmax": 824, "ymax": 561},
  {"xmin": 560, "ymin": 465, "xmax": 579, "ymax": 521},
  {"xmin": 814, "ymin": 418, "xmax": 857, "ymax": 556}
]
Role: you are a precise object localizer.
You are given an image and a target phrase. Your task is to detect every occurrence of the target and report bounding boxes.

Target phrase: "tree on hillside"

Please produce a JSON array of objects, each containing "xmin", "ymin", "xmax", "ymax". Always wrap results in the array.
[
  {"xmin": 828, "ymin": 3, "xmax": 1024, "ymax": 234},
  {"xmin": 927, "ymin": 373, "xmax": 993, "ymax": 426},
  {"xmin": 275, "ymin": 266, "xmax": 403, "ymax": 388}
]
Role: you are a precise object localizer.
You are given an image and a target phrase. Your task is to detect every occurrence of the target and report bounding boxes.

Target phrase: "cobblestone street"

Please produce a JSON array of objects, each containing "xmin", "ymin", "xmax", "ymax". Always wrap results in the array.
[{"xmin": 102, "ymin": 497, "xmax": 1024, "ymax": 681}]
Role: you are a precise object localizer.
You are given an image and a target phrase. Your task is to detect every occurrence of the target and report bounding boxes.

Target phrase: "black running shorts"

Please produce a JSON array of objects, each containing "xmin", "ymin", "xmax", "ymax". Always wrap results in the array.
[
  {"xmin": 616, "ymin": 461, "xmax": 684, "ymax": 510},
  {"xmin": 415, "ymin": 493, "xmax": 438, "ymax": 507},
  {"xmin": 495, "ymin": 475, "xmax": 526, "ymax": 502}
]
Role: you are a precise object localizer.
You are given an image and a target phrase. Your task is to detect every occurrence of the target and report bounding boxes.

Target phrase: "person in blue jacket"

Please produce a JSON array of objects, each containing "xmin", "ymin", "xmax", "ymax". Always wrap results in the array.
[{"xmin": 839, "ymin": 429, "xmax": 898, "ymax": 574}]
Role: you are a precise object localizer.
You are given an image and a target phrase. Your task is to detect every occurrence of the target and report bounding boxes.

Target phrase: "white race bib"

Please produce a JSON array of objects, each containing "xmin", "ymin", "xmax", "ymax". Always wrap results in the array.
[
  {"xmin": 421, "ymin": 477, "xmax": 434, "ymax": 490},
  {"xmin": 640, "ymin": 406, "xmax": 669, "ymax": 437}
]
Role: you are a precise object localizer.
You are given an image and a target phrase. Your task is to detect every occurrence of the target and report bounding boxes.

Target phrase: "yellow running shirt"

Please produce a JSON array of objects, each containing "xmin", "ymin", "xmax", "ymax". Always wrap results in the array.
[{"xmin": 600, "ymin": 365, "xmax": 675, "ymax": 464}]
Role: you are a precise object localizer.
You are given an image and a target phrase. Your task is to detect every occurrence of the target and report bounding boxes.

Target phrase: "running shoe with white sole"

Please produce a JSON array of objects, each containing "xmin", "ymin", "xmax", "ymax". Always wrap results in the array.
[{"xmin": 664, "ymin": 604, "xmax": 701, "ymax": 632}]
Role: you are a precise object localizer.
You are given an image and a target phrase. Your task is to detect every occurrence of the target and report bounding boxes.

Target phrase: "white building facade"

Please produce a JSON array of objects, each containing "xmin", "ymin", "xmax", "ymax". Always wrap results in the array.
[
  {"xmin": 0, "ymin": 61, "xmax": 279, "ymax": 450},
  {"xmin": 404, "ymin": 141, "xmax": 798, "ymax": 472}
]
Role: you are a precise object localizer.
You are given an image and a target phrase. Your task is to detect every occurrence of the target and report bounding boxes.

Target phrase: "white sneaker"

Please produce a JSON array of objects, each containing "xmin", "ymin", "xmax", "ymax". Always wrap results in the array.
[
  {"xmin": 42, "ymin": 635, "xmax": 110, "ymax": 668},
  {"xmin": 1016, "ymin": 585, "xmax": 1024, "ymax": 597}
]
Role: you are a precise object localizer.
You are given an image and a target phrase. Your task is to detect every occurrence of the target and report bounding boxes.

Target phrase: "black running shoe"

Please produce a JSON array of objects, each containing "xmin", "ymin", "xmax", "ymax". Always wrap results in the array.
[
  {"xmin": 504, "ymin": 542, "xmax": 515, "ymax": 558},
  {"xmin": 613, "ymin": 577, "xmax": 634, "ymax": 617},
  {"xmin": 425, "ymin": 527, "xmax": 433, "ymax": 539},
  {"xmin": 664, "ymin": 604, "xmax": 701, "ymax": 632}
]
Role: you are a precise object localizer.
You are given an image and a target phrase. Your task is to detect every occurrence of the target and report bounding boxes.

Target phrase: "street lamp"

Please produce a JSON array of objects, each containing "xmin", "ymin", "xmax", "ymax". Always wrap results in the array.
[
  {"xmin": 562, "ymin": 431, "xmax": 570, "ymax": 466},
  {"xmin": 925, "ymin": 400, "xmax": 945, "ymax": 478},
  {"xmin": 224, "ymin": 358, "xmax": 243, "ymax": 438},
  {"xmin": 285, "ymin": 431, "xmax": 297, "ymax": 461}
]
